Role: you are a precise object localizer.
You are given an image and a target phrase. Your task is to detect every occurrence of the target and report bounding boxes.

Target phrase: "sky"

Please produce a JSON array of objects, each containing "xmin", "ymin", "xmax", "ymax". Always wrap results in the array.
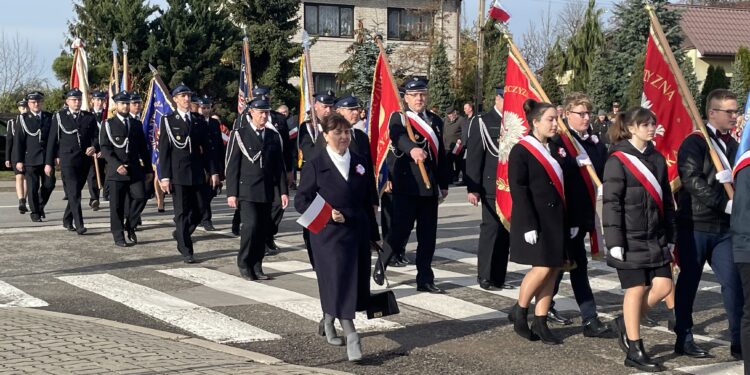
[{"xmin": 1, "ymin": 0, "xmax": 617, "ymax": 86}]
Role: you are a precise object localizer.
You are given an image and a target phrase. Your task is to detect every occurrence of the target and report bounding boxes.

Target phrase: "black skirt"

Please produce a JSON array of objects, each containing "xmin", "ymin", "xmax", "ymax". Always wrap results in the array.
[{"xmin": 617, "ymin": 264, "xmax": 672, "ymax": 289}]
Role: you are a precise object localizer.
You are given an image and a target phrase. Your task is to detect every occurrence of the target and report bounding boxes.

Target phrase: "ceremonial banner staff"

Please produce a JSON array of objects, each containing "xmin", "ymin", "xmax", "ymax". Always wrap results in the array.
[
  {"xmin": 70, "ymin": 38, "xmax": 102, "ymax": 190},
  {"xmin": 122, "ymin": 42, "xmax": 130, "ymax": 92},
  {"xmin": 301, "ymin": 31, "xmax": 321, "ymax": 147}
]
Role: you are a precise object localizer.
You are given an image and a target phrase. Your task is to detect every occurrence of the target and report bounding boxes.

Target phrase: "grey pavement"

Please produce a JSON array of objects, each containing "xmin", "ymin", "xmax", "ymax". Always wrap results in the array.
[{"xmin": 0, "ymin": 307, "xmax": 350, "ymax": 375}]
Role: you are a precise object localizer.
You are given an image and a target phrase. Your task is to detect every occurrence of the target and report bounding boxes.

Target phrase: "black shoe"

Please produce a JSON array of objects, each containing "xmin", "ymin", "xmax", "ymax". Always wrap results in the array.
[
  {"xmin": 90, "ymin": 200, "xmax": 100, "ymax": 211},
  {"xmin": 508, "ymin": 303, "xmax": 539, "ymax": 341},
  {"xmin": 18, "ymin": 199, "xmax": 28, "ymax": 214},
  {"xmin": 183, "ymin": 255, "xmax": 196, "ymax": 264},
  {"xmin": 547, "ymin": 308, "xmax": 572, "ymax": 325},
  {"xmin": 62, "ymin": 195, "xmax": 68, "ymax": 201},
  {"xmin": 76, "ymin": 227, "xmax": 88, "ymax": 235},
  {"xmin": 252, "ymin": 264, "xmax": 271, "ymax": 281},
  {"xmin": 614, "ymin": 315, "xmax": 629, "ymax": 354},
  {"xmin": 202, "ymin": 221, "xmax": 216, "ymax": 231},
  {"xmin": 666, "ymin": 309, "xmax": 675, "ymax": 332},
  {"xmin": 64, "ymin": 223, "xmax": 75, "ymax": 231},
  {"xmin": 157, "ymin": 207, "xmax": 165, "ymax": 213},
  {"xmin": 373, "ymin": 260, "xmax": 385, "ymax": 286},
  {"xmin": 172, "ymin": 230, "xmax": 178, "ymax": 241},
  {"xmin": 239, "ymin": 268, "xmax": 254, "ymax": 280},
  {"xmin": 114, "ymin": 241, "xmax": 130, "ymax": 248},
  {"xmin": 416, "ymin": 282, "xmax": 445, "ymax": 294},
  {"xmin": 388, "ymin": 257, "xmax": 406, "ymax": 267},
  {"xmin": 531, "ymin": 315, "xmax": 563, "ymax": 345},
  {"xmin": 730, "ymin": 344, "xmax": 742, "ymax": 361},
  {"xmin": 642, "ymin": 314, "xmax": 658, "ymax": 327},
  {"xmin": 583, "ymin": 317, "xmax": 611, "ymax": 338},
  {"xmin": 231, "ymin": 225, "xmax": 240, "ymax": 236},
  {"xmin": 266, "ymin": 239, "xmax": 279, "ymax": 252},
  {"xmin": 674, "ymin": 339, "xmax": 711, "ymax": 358},
  {"xmin": 127, "ymin": 230, "xmax": 138, "ymax": 244},
  {"xmin": 40, "ymin": 208, "xmax": 46, "ymax": 219},
  {"xmin": 625, "ymin": 339, "xmax": 665, "ymax": 372},
  {"xmin": 477, "ymin": 277, "xmax": 494, "ymax": 290},
  {"xmin": 499, "ymin": 283, "xmax": 516, "ymax": 290},
  {"xmin": 30, "ymin": 214, "xmax": 42, "ymax": 222},
  {"xmin": 397, "ymin": 253, "xmax": 412, "ymax": 265}
]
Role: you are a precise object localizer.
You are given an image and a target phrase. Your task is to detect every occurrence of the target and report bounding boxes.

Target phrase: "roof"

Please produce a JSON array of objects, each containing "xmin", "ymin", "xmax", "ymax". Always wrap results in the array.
[{"xmin": 670, "ymin": 4, "xmax": 750, "ymax": 56}]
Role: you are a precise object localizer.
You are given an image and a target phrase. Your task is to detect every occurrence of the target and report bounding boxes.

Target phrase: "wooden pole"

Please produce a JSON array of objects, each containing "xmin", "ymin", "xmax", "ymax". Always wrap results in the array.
[
  {"xmin": 477, "ymin": 0, "xmax": 485, "ymax": 111},
  {"xmin": 374, "ymin": 34, "xmax": 431, "ymax": 190},
  {"xmin": 301, "ymin": 32, "xmax": 321, "ymax": 139},
  {"xmin": 645, "ymin": 5, "xmax": 732, "ymax": 199},
  {"xmin": 243, "ymin": 36, "xmax": 254, "ymax": 90}
]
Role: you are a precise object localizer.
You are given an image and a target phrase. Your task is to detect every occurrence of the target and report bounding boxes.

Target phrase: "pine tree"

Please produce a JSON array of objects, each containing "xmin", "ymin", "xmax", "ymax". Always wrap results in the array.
[
  {"xmin": 564, "ymin": 0, "xmax": 605, "ymax": 93},
  {"xmin": 540, "ymin": 45, "xmax": 564, "ymax": 105},
  {"xmin": 216, "ymin": 0, "xmax": 302, "ymax": 112},
  {"xmin": 455, "ymin": 28, "xmax": 478, "ymax": 107},
  {"xmin": 338, "ymin": 21, "xmax": 380, "ymax": 104},
  {"xmin": 730, "ymin": 57, "xmax": 747, "ymax": 108},
  {"xmin": 681, "ymin": 57, "xmax": 700, "ymax": 101},
  {"xmin": 482, "ymin": 21, "xmax": 508, "ymax": 111},
  {"xmin": 428, "ymin": 41, "xmax": 455, "ymax": 116},
  {"xmin": 587, "ymin": 45, "xmax": 615, "ymax": 111},
  {"xmin": 699, "ymin": 65, "xmax": 731, "ymax": 117},
  {"xmin": 143, "ymin": 0, "xmax": 240, "ymax": 121},
  {"xmin": 624, "ymin": 52, "xmax": 646, "ymax": 109}
]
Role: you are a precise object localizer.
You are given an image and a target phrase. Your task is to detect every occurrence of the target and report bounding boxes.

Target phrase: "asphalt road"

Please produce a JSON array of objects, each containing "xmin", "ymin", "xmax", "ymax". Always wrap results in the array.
[{"xmin": 0, "ymin": 185, "xmax": 744, "ymax": 374}]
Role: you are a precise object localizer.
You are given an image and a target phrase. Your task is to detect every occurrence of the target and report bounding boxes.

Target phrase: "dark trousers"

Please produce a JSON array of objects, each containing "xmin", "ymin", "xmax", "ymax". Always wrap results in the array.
[
  {"xmin": 477, "ymin": 194, "xmax": 510, "ymax": 284},
  {"xmin": 552, "ymin": 232, "xmax": 598, "ymax": 323},
  {"xmin": 232, "ymin": 208, "xmax": 241, "ymax": 230},
  {"xmin": 172, "ymin": 184, "xmax": 206, "ymax": 257},
  {"xmin": 303, "ymin": 228, "xmax": 314, "ymax": 268},
  {"xmin": 737, "ymin": 263, "xmax": 750, "ymax": 372},
  {"xmin": 125, "ymin": 174, "xmax": 152, "ymax": 229},
  {"xmin": 380, "ymin": 192, "xmax": 395, "ymax": 253},
  {"xmin": 201, "ymin": 184, "xmax": 216, "ymax": 225},
  {"xmin": 109, "ymin": 179, "xmax": 145, "ymax": 243},
  {"xmin": 675, "ymin": 229, "xmax": 743, "ymax": 345},
  {"xmin": 238, "ymin": 201, "xmax": 271, "ymax": 270},
  {"xmin": 383, "ymin": 194, "xmax": 439, "ymax": 285},
  {"xmin": 268, "ymin": 199, "xmax": 284, "ymax": 244},
  {"xmin": 445, "ymin": 151, "xmax": 463, "ymax": 182},
  {"xmin": 61, "ymin": 161, "xmax": 90, "ymax": 229},
  {"xmin": 24, "ymin": 165, "xmax": 55, "ymax": 216},
  {"xmin": 86, "ymin": 161, "xmax": 100, "ymax": 203}
]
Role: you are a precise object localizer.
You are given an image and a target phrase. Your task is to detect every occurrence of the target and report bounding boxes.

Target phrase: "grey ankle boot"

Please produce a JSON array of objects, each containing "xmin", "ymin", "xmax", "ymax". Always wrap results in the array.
[
  {"xmin": 318, "ymin": 316, "xmax": 343, "ymax": 346},
  {"xmin": 346, "ymin": 332, "xmax": 362, "ymax": 361}
]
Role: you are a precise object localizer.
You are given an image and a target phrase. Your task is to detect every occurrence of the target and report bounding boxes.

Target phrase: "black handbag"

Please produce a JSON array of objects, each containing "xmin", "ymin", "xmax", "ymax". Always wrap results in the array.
[{"xmin": 367, "ymin": 241, "xmax": 400, "ymax": 319}]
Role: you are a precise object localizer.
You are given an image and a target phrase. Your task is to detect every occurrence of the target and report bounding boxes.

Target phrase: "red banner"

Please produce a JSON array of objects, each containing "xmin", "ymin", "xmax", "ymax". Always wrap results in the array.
[
  {"xmin": 642, "ymin": 31, "xmax": 694, "ymax": 188},
  {"xmin": 495, "ymin": 52, "xmax": 540, "ymax": 230},
  {"xmin": 369, "ymin": 51, "xmax": 401, "ymax": 193}
]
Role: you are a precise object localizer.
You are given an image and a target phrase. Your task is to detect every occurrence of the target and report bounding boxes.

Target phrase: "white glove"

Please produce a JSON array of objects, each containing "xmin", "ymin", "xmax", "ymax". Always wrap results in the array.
[
  {"xmin": 610, "ymin": 246, "xmax": 624, "ymax": 261},
  {"xmin": 576, "ymin": 154, "xmax": 592, "ymax": 167},
  {"xmin": 716, "ymin": 170, "xmax": 732, "ymax": 184},
  {"xmin": 725, "ymin": 200, "xmax": 733, "ymax": 215},
  {"xmin": 570, "ymin": 227, "xmax": 579, "ymax": 239},
  {"xmin": 524, "ymin": 230, "xmax": 538, "ymax": 245},
  {"xmin": 597, "ymin": 184, "xmax": 603, "ymax": 198}
]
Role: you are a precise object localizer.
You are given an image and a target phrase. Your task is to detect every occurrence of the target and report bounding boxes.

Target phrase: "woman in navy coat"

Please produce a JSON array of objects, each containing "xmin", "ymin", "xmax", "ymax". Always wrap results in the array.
[{"xmin": 294, "ymin": 113, "xmax": 379, "ymax": 362}]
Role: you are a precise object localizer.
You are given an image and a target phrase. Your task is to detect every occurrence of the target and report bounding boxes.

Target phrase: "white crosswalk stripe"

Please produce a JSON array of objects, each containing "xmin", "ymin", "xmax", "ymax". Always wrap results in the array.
[
  {"xmin": 0, "ymin": 280, "xmax": 48, "ymax": 308},
  {"xmin": 159, "ymin": 267, "xmax": 401, "ymax": 332},
  {"xmin": 57, "ymin": 274, "xmax": 280, "ymax": 343},
  {"xmin": 265, "ymin": 260, "xmax": 506, "ymax": 321}
]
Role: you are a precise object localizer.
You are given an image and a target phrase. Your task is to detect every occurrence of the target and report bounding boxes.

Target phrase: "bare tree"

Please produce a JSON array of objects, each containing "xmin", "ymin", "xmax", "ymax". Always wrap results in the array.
[
  {"xmin": 0, "ymin": 31, "xmax": 48, "ymax": 94},
  {"xmin": 519, "ymin": 6, "xmax": 557, "ymax": 73},
  {"xmin": 557, "ymin": 0, "xmax": 587, "ymax": 39}
]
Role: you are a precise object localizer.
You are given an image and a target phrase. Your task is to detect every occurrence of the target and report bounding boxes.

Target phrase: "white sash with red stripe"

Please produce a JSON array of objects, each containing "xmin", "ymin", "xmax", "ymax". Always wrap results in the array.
[
  {"xmin": 611, "ymin": 151, "xmax": 664, "ymax": 216},
  {"xmin": 518, "ymin": 135, "xmax": 565, "ymax": 206},
  {"xmin": 405, "ymin": 111, "xmax": 439, "ymax": 159},
  {"xmin": 734, "ymin": 150, "xmax": 750, "ymax": 181}
]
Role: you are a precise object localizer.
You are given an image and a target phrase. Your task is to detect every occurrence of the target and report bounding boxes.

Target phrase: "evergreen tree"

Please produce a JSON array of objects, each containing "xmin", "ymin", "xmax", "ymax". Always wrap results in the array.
[
  {"xmin": 428, "ymin": 42, "xmax": 455, "ymax": 116},
  {"xmin": 482, "ymin": 21, "xmax": 508, "ymax": 112},
  {"xmin": 624, "ymin": 52, "xmax": 646, "ymax": 108},
  {"xmin": 53, "ymin": 0, "xmax": 158, "ymax": 89},
  {"xmin": 587, "ymin": 45, "xmax": 616, "ymax": 111},
  {"xmin": 217, "ymin": 0, "xmax": 302, "ymax": 112},
  {"xmin": 699, "ymin": 65, "xmax": 731, "ymax": 117},
  {"xmin": 338, "ymin": 22, "xmax": 380, "ymax": 104},
  {"xmin": 540, "ymin": 46, "xmax": 564, "ymax": 105},
  {"xmin": 564, "ymin": 0, "xmax": 605, "ymax": 93},
  {"xmin": 143, "ymin": 0, "xmax": 239, "ymax": 120},
  {"xmin": 681, "ymin": 57, "xmax": 700, "ymax": 101},
  {"xmin": 455, "ymin": 28, "xmax": 478, "ymax": 108},
  {"xmin": 730, "ymin": 57, "xmax": 747, "ymax": 108}
]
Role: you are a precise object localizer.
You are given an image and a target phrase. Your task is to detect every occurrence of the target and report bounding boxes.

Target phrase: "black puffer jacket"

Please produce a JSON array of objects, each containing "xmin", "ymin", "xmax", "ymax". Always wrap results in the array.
[
  {"xmin": 676, "ymin": 131, "xmax": 737, "ymax": 233},
  {"xmin": 602, "ymin": 141, "xmax": 676, "ymax": 269}
]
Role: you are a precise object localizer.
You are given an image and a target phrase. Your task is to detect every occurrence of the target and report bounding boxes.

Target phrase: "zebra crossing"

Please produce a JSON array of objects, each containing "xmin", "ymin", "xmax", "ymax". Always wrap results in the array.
[{"xmin": 0, "ymin": 247, "xmax": 730, "ymax": 347}]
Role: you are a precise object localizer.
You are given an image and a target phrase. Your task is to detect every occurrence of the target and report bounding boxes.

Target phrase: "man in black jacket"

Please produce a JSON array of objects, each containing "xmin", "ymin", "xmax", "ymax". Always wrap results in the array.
[
  {"xmin": 373, "ymin": 77, "xmax": 451, "ymax": 294},
  {"xmin": 731, "ymin": 147, "xmax": 750, "ymax": 368},
  {"xmin": 443, "ymin": 107, "xmax": 464, "ymax": 184},
  {"xmin": 45, "ymin": 89, "xmax": 99, "ymax": 234},
  {"xmin": 674, "ymin": 89, "xmax": 743, "ymax": 359},
  {"xmin": 226, "ymin": 96, "xmax": 288, "ymax": 280},
  {"xmin": 13, "ymin": 91, "xmax": 55, "ymax": 222},
  {"xmin": 465, "ymin": 87, "xmax": 513, "ymax": 291},
  {"xmin": 87, "ymin": 90, "xmax": 107, "ymax": 210},
  {"xmin": 159, "ymin": 84, "xmax": 219, "ymax": 263},
  {"xmin": 196, "ymin": 95, "xmax": 224, "ymax": 232}
]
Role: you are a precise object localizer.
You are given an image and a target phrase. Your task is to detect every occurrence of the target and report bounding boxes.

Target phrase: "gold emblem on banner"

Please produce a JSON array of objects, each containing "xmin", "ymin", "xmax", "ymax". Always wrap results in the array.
[{"xmin": 496, "ymin": 178, "xmax": 510, "ymax": 192}]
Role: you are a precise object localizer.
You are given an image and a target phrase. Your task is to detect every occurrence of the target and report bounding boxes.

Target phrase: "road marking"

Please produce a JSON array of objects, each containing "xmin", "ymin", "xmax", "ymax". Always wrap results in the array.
[
  {"xmin": 0, "ymin": 280, "xmax": 48, "ymax": 308},
  {"xmin": 633, "ymin": 361, "xmax": 744, "ymax": 375},
  {"xmin": 159, "ymin": 267, "xmax": 401, "ymax": 333},
  {"xmin": 57, "ymin": 273, "xmax": 280, "ymax": 343},
  {"xmin": 265, "ymin": 260, "xmax": 506, "ymax": 321}
]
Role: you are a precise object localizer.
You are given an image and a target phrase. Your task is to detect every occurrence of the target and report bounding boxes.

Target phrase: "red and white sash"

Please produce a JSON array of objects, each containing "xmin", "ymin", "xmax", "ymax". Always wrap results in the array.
[
  {"xmin": 734, "ymin": 150, "xmax": 750, "ymax": 181},
  {"xmin": 518, "ymin": 135, "xmax": 565, "ymax": 206},
  {"xmin": 611, "ymin": 151, "xmax": 664, "ymax": 216},
  {"xmin": 405, "ymin": 111, "xmax": 439, "ymax": 158}
]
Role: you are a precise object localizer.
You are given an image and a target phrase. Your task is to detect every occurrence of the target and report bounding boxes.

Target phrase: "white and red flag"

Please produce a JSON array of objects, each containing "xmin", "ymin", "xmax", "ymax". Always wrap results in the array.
[
  {"xmin": 70, "ymin": 38, "xmax": 90, "ymax": 111},
  {"xmin": 296, "ymin": 193, "xmax": 333, "ymax": 234},
  {"xmin": 488, "ymin": 0, "xmax": 511, "ymax": 23}
]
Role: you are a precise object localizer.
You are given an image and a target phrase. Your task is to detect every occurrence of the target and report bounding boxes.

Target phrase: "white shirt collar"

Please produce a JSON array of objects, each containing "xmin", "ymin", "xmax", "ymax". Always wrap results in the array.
[
  {"xmin": 177, "ymin": 109, "xmax": 190, "ymax": 120},
  {"xmin": 353, "ymin": 120, "xmax": 366, "ymax": 132},
  {"xmin": 116, "ymin": 113, "xmax": 128, "ymax": 123},
  {"xmin": 326, "ymin": 146, "xmax": 351, "ymax": 181},
  {"xmin": 30, "ymin": 111, "xmax": 41, "ymax": 117},
  {"xmin": 493, "ymin": 106, "xmax": 502, "ymax": 118}
]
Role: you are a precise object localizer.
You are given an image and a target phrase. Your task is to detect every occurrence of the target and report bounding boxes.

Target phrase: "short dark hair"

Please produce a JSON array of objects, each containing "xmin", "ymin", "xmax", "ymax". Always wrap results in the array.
[
  {"xmin": 706, "ymin": 89, "xmax": 738, "ymax": 115},
  {"xmin": 608, "ymin": 107, "xmax": 657, "ymax": 145},
  {"xmin": 321, "ymin": 113, "xmax": 352, "ymax": 133},
  {"xmin": 523, "ymin": 99, "xmax": 555, "ymax": 129}
]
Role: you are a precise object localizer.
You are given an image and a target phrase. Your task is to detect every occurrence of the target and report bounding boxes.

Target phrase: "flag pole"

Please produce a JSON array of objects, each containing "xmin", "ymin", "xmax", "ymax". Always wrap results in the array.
[
  {"xmin": 645, "ymin": 4, "xmax": 733, "ymax": 198},
  {"xmin": 301, "ymin": 32, "xmax": 321, "ymax": 145},
  {"xmin": 122, "ymin": 41, "xmax": 129, "ymax": 91},
  {"xmin": 374, "ymin": 33, "xmax": 431, "ymax": 190},
  {"xmin": 111, "ymin": 39, "xmax": 120, "ymax": 93},
  {"xmin": 243, "ymin": 28, "xmax": 254, "ymax": 90}
]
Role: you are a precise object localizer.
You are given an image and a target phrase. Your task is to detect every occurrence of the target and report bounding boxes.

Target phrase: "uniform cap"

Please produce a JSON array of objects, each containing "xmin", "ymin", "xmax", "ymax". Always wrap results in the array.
[
  {"xmin": 404, "ymin": 77, "xmax": 428, "ymax": 92},
  {"xmin": 314, "ymin": 90, "xmax": 336, "ymax": 105},
  {"xmin": 334, "ymin": 94, "xmax": 361, "ymax": 109},
  {"xmin": 198, "ymin": 95, "xmax": 212, "ymax": 105},
  {"xmin": 248, "ymin": 95, "xmax": 271, "ymax": 111},
  {"xmin": 25, "ymin": 91, "xmax": 45, "ymax": 101},
  {"xmin": 251, "ymin": 85, "xmax": 270, "ymax": 97},
  {"xmin": 112, "ymin": 91, "xmax": 130, "ymax": 103},
  {"xmin": 65, "ymin": 88, "xmax": 83, "ymax": 98},
  {"xmin": 129, "ymin": 92, "xmax": 142, "ymax": 103},
  {"xmin": 171, "ymin": 83, "xmax": 193, "ymax": 97},
  {"xmin": 90, "ymin": 90, "xmax": 107, "ymax": 99}
]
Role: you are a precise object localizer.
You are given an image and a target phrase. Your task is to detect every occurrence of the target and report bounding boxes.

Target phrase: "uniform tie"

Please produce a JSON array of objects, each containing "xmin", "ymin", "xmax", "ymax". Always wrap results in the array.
[{"xmin": 256, "ymin": 129, "xmax": 264, "ymax": 141}]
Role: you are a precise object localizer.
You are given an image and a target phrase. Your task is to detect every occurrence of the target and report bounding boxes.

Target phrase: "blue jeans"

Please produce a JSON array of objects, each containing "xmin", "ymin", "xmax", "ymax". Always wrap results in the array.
[
  {"xmin": 552, "ymin": 233, "xmax": 598, "ymax": 324},
  {"xmin": 674, "ymin": 229, "xmax": 744, "ymax": 345}
]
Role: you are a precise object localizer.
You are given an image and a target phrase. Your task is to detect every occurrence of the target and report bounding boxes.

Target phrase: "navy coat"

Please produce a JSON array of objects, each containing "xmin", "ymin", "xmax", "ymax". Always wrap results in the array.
[{"xmin": 294, "ymin": 150, "xmax": 379, "ymax": 319}]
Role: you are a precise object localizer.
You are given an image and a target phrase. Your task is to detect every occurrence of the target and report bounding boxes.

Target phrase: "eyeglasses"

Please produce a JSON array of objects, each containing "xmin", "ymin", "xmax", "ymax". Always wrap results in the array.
[
  {"xmin": 568, "ymin": 111, "xmax": 592, "ymax": 118},
  {"xmin": 711, "ymin": 108, "xmax": 740, "ymax": 116},
  {"xmin": 405, "ymin": 92, "xmax": 428, "ymax": 98}
]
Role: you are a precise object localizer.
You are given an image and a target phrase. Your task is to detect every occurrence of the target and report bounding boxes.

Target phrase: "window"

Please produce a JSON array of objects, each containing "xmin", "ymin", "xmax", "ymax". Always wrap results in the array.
[
  {"xmin": 304, "ymin": 3, "xmax": 354, "ymax": 38},
  {"xmin": 387, "ymin": 8, "xmax": 433, "ymax": 41},
  {"xmin": 313, "ymin": 73, "xmax": 339, "ymax": 93}
]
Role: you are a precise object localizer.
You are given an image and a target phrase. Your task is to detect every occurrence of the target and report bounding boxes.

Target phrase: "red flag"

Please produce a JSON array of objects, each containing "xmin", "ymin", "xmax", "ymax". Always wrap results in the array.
[
  {"xmin": 642, "ymin": 30, "xmax": 694, "ymax": 189},
  {"xmin": 488, "ymin": 0, "xmax": 511, "ymax": 23},
  {"xmin": 495, "ymin": 51, "xmax": 540, "ymax": 230},
  {"xmin": 369, "ymin": 51, "xmax": 401, "ymax": 193},
  {"xmin": 219, "ymin": 123, "xmax": 231, "ymax": 145}
]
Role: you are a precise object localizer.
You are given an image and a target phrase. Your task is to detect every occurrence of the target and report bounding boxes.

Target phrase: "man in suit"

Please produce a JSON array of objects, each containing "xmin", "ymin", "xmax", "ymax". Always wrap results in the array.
[
  {"xmin": 6, "ymin": 99, "xmax": 28, "ymax": 214},
  {"xmin": 100, "ymin": 91, "xmax": 152, "ymax": 247},
  {"xmin": 159, "ymin": 84, "xmax": 219, "ymax": 263},
  {"xmin": 373, "ymin": 77, "xmax": 451, "ymax": 293},
  {"xmin": 45, "ymin": 89, "xmax": 99, "ymax": 234},
  {"xmin": 87, "ymin": 90, "xmax": 107, "ymax": 210},
  {"xmin": 226, "ymin": 95, "xmax": 288, "ymax": 280},
  {"xmin": 465, "ymin": 87, "xmax": 514, "ymax": 291},
  {"xmin": 196, "ymin": 95, "xmax": 224, "ymax": 232},
  {"xmin": 334, "ymin": 95, "xmax": 371, "ymax": 163},
  {"xmin": 443, "ymin": 107, "xmax": 465, "ymax": 184},
  {"xmin": 13, "ymin": 91, "xmax": 55, "ymax": 222}
]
